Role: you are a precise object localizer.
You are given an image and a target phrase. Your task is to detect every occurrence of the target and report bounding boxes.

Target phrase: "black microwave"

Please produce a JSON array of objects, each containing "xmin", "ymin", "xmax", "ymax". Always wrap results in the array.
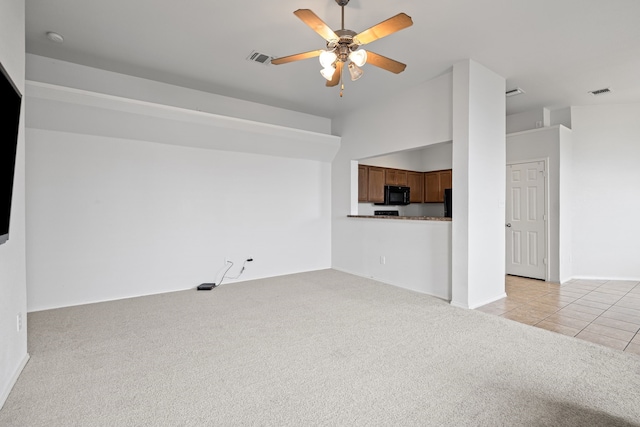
[{"xmin": 376, "ymin": 185, "xmax": 410, "ymax": 206}]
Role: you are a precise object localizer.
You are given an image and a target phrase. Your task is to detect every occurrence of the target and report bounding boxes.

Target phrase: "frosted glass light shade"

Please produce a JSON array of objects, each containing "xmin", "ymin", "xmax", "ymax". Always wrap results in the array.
[
  {"xmin": 348, "ymin": 62, "xmax": 363, "ymax": 81},
  {"xmin": 349, "ymin": 49, "xmax": 367, "ymax": 67},
  {"xmin": 320, "ymin": 66, "xmax": 336, "ymax": 81},
  {"xmin": 319, "ymin": 50, "xmax": 338, "ymax": 68}
]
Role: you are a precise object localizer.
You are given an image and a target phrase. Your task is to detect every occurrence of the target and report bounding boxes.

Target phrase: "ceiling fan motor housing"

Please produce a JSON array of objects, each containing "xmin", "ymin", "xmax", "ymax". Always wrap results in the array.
[
  {"xmin": 328, "ymin": 29, "xmax": 361, "ymax": 62},
  {"xmin": 335, "ymin": 0, "xmax": 350, "ymax": 6}
]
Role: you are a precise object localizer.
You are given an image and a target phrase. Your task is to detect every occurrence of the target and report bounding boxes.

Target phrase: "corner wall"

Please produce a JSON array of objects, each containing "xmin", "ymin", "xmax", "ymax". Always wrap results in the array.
[
  {"xmin": 0, "ymin": 0, "xmax": 28, "ymax": 409},
  {"xmin": 25, "ymin": 58, "xmax": 336, "ymax": 311}
]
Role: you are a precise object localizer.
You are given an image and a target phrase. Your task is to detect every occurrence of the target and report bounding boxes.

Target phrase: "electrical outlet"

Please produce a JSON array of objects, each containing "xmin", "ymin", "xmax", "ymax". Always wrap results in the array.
[
  {"xmin": 380, "ymin": 256, "xmax": 386, "ymax": 265},
  {"xmin": 16, "ymin": 313, "xmax": 22, "ymax": 332}
]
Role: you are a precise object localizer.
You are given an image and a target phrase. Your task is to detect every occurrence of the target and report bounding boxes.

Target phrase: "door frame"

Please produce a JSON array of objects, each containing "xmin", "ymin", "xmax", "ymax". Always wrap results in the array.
[{"xmin": 506, "ymin": 158, "xmax": 550, "ymax": 281}]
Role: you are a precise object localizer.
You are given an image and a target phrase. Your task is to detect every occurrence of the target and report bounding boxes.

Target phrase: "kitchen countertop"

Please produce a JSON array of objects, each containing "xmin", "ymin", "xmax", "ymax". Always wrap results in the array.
[{"xmin": 347, "ymin": 215, "xmax": 452, "ymax": 222}]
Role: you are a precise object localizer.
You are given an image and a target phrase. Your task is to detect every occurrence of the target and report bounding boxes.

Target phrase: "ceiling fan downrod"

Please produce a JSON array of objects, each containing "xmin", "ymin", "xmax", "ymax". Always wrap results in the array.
[{"xmin": 336, "ymin": 0, "xmax": 349, "ymax": 29}]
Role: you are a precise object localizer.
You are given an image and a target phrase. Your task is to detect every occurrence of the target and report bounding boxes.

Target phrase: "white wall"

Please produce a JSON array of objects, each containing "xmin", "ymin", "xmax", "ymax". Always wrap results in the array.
[
  {"xmin": 421, "ymin": 141, "xmax": 453, "ymax": 172},
  {"xmin": 341, "ymin": 218, "xmax": 452, "ymax": 297},
  {"xmin": 506, "ymin": 126, "xmax": 573, "ymax": 283},
  {"xmin": 26, "ymin": 130, "xmax": 331, "ymax": 311},
  {"xmin": 0, "ymin": 0, "xmax": 28, "ymax": 409},
  {"xmin": 332, "ymin": 72, "xmax": 454, "ymax": 299},
  {"xmin": 25, "ymin": 59, "xmax": 335, "ymax": 311},
  {"xmin": 571, "ymin": 104, "xmax": 640, "ymax": 280},
  {"xmin": 506, "ymin": 109, "xmax": 546, "ymax": 134}
]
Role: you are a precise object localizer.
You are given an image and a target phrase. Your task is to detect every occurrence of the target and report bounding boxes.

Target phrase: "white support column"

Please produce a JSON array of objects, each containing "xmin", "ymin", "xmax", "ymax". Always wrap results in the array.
[{"xmin": 451, "ymin": 59, "xmax": 506, "ymax": 309}]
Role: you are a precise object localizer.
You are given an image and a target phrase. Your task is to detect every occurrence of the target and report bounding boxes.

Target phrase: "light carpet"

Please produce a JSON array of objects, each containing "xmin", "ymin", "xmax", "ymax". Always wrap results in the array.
[{"xmin": 1, "ymin": 269, "xmax": 640, "ymax": 426}]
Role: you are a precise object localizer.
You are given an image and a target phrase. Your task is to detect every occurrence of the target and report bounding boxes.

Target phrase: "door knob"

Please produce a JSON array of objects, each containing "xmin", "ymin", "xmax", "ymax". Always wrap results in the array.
[{"xmin": 506, "ymin": 223, "xmax": 512, "ymax": 227}]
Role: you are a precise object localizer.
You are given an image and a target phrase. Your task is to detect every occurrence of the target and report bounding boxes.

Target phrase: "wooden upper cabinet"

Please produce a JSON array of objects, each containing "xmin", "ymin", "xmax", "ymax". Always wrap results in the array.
[
  {"xmin": 424, "ymin": 172, "xmax": 441, "ymax": 203},
  {"xmin": 407, "ymin": 171, "xmax": 424, "ymax": 203},
  {"xmin": 440, "ymin": 170, "xmax": 452, "ymax": 194},
  {"xmin": 367, "ymin": 167, "xmax": 386, "ymax": 203},
  {"xmin": 424, "ymin": 169, "xmax": 452, "ymax": 203},
  {"xmin": 358, "ymin": 165, "xmax": 369, "ymax": 202},
  {"xmin": 385, "ymin": 169, "xmax": 408, "ymax": 186}
]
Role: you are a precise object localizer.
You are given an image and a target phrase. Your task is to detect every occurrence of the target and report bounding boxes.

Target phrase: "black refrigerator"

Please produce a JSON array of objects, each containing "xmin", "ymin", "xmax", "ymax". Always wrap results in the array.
[{"xmin": 444, "ymin": 188, "xmax": 452, "ymax": 218}]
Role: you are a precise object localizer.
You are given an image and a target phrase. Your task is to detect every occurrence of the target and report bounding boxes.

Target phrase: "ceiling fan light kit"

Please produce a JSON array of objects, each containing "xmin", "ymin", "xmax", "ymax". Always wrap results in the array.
[
  {"xmin": 320, "ymin": 66, "xmax": 336, "ymax": 81},
  {"xmin": 348, "ymin": 62, "xmax": 363, "ymax": 81},
  {"xmin": 349, "ymin": 49, "xmax": 367, "ymax": 67},
  {"xmin": 319, "ymin": 50, "xmax": 338, "ymax": 69},
  {"xmin": 271, "ymin": 0, "xmax": 412, "ymax": 95}
]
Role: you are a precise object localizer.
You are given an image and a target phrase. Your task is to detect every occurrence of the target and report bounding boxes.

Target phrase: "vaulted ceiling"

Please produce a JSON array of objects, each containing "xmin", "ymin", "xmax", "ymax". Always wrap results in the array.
[{"xmin": 25, "ymin": 0, "xmax": 640, "ymax": 119}]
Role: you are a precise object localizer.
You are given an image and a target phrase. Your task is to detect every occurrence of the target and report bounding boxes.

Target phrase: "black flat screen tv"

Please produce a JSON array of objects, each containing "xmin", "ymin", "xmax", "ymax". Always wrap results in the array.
[{"xmin": 0, "ymin": 61, "xmax": 22, "ymax": 245}]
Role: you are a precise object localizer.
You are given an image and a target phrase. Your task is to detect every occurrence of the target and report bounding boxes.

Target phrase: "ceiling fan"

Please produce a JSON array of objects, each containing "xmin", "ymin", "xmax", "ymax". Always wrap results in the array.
[{"xmin": 271, "ymin": 0, "xmax": 413, "ymax": 94}]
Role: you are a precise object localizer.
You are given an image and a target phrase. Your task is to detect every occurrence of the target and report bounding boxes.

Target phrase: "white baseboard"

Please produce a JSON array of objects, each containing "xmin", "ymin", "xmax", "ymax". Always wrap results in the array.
[
  {"xmin": 451, "ymin": 292, "xmax": 507, "ymax": 310},
  {"xmin": 469, "ymin": 293, "xmax": 508, "ymax": 309},
  {"xmin": 331, "ymin": 266, "xmax": 451, "ymax": 302},
  {"xmin": 568, "ymin": 275, "xmax": 640, "ymax": 282},
  {"xmin": 449, "ymin": 300, "xmax": 470, "ymax": 309},
  {"xmin": 0, "ymin": 353, "xmax": 30, "ymax": 410}
]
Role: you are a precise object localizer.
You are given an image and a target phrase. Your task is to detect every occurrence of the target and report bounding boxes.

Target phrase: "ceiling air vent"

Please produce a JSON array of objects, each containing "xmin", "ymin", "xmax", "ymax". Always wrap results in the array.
[
  {"xmin": 246, "ymin": 50, "xmax": 272, "ymax": 65},
  {"xmin": 506, "ymin": 87, "xmax": 525, "ymax": 97},
  {"xmin": 588, "ymin": 87, "xmax": 612, "ymax": 96}
]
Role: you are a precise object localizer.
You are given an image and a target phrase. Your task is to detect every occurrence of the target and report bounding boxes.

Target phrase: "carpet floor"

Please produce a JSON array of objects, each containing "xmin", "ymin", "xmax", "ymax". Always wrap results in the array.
[{"xmin": 1, "ymin": 269, "xmax": 639, "ymax": 426}]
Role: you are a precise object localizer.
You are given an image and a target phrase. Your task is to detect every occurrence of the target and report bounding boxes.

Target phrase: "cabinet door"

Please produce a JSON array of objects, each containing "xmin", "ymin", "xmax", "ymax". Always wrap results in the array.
[
  {"xmin": 407, "ymin": 171, "xmax": 424, "ymax": 203},
  {"xmin": 395, "ymin": 170, "xmax": 408, "ymax": 186},
  {"xmin": 425, "ymin": 169, "xmax": 452, "ymax": 202},
  {"xmin": 385, "ymin": 169, "xmax": 397, "ymax": 185},
  {"xmin": 424, "ymin": 172, "xmax": 440, "ymax": 203},
  {"xmin": 368, "ymin": 167, "xmax": 386, "ymax": 203},
  {"xmin": 385, "ymin": 169, "xmax": 408, "ymax": 186},
  {"xmin": 358, "ymin": 165, "xmax": 369, "ymax": 202}
]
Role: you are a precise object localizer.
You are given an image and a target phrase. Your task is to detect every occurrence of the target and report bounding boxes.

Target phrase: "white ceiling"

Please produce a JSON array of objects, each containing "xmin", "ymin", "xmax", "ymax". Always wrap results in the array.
[{"xmin": 25, "ymin": 0, "xmax": 640, "ymax": 119}]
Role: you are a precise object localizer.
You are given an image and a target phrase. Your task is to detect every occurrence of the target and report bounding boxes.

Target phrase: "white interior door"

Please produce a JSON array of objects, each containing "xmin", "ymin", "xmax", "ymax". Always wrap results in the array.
[{"xmin": 506, "ymin": 161, "xmax": 546, "ymax": 280}]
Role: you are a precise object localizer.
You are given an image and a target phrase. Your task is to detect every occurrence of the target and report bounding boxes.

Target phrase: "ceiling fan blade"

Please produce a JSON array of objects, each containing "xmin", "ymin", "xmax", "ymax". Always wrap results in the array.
[
  {"xmin": 366, "ymin": 51, "xmax": 407, "ymax": 74},
  {"xmin": 354, "ymin": 13, "xmax": 413, "ymax": 45},
  {"xmin": 271, "ymin": 49, "xmax": 324, "ymax": 65},
  {"xmin": 294, "ymin": 9, "xmax": 339, "ymax": 42},
  {"xmin": 326, "ymin": 61, "xmax": 343, "ymax": 87}
]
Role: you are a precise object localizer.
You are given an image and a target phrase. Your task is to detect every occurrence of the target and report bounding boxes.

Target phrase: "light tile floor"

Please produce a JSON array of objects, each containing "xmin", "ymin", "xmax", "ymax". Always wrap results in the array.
[{"xmin": 476, "ymin": 276, "xmax": 640, "ymax": 356}]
